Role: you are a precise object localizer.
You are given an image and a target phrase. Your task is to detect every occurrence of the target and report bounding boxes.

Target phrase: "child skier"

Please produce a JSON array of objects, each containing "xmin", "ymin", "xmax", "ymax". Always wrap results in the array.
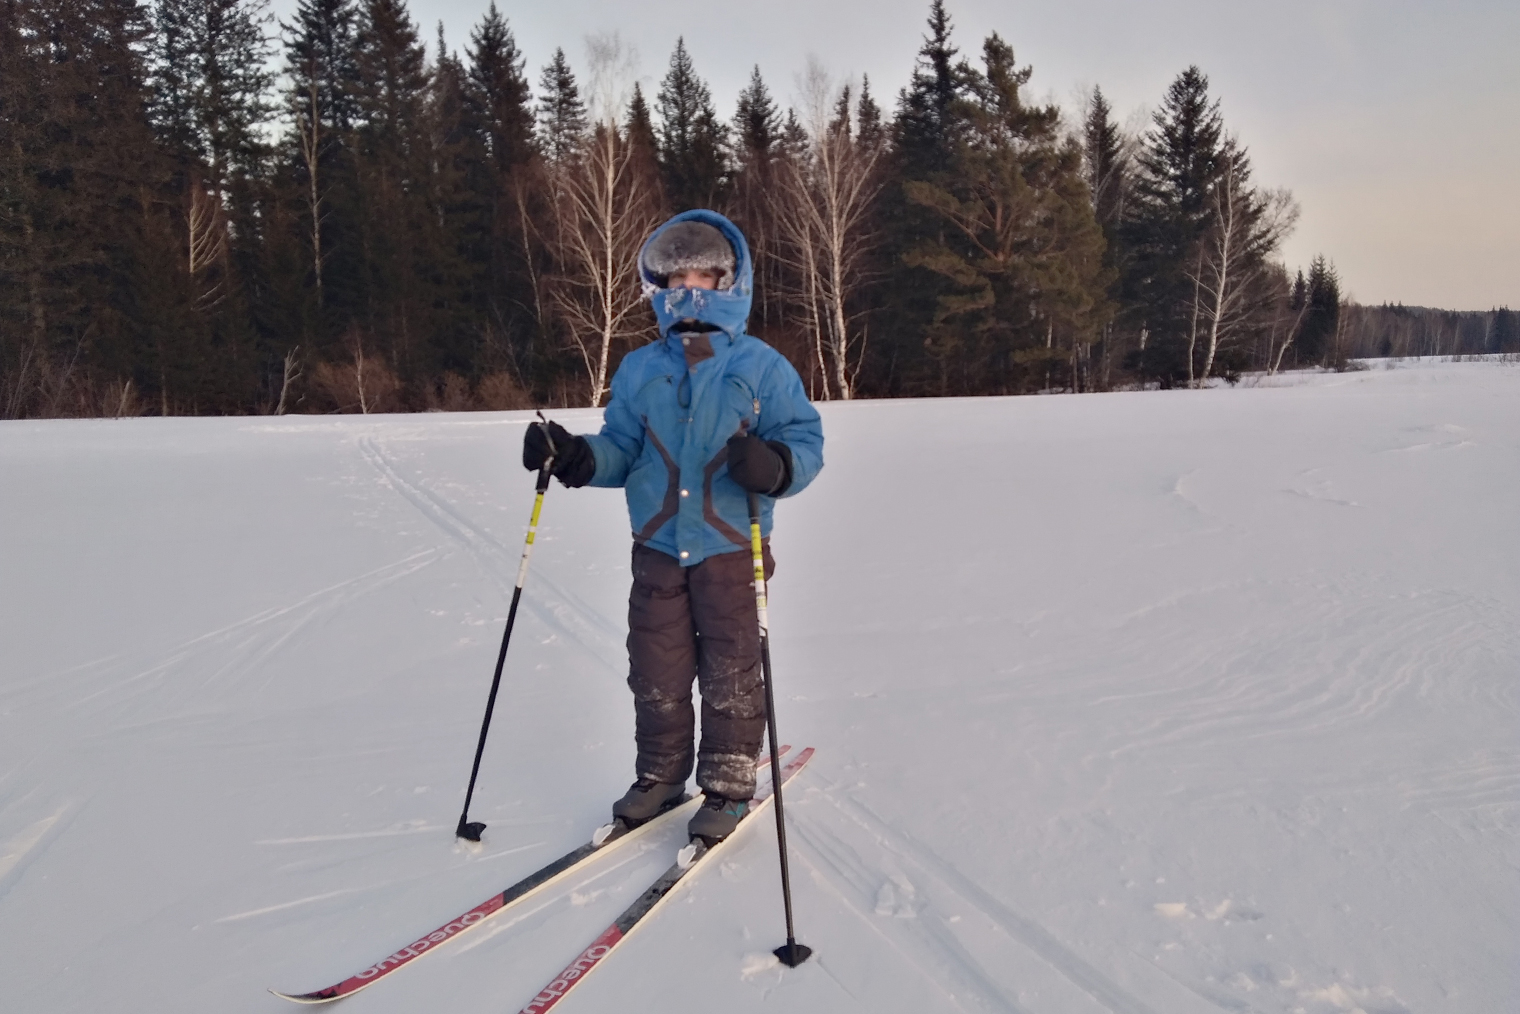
[{"xmin": 522, "ymin": 210, "xmax": 823, "ymax": 843}]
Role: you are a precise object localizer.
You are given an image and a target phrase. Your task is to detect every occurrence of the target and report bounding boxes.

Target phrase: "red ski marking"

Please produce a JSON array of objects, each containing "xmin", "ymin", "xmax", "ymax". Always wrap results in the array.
[
  {"xmin": 275, "ymin": 894, "xmax": 507, "ymax": 1001},
  {"xmin": 518, "ymin": 926, "xmax": 624, "ymax": 1013},
  {"xmin": 511, "ymin": 748, "xmax": 815, "ymax": 1013}
]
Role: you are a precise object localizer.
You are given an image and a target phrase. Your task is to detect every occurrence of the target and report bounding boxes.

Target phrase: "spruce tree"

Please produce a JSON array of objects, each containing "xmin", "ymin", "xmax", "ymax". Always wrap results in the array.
[
  {"xmin": 147, "ymin": 0, "xmax": 275, "ymax": 409},
  {"xmin": 871, "ymin": 0, "xmax": 975, "ymax": 396},
  {"xmin": 352, "ymin": 0, "xmax": 431, "ymax": 378},
  {"xmin": 655, "ymin": 38, "xmax": 728, "ymax": 209},
  {"xmin": 894, "ymin": 0, "xmax": 963, "ymax": 179},
  {"xmin": 281, "ymin": 0, "xmax": 361, "ymax": 320},
  {"xmin": 733, "ymin": 65, "xmax": 780, "ymax": 167},
  {"xmin": 283, "ymin": 0, "xmax": 360, "ymax": 133},
  {"xmin": 857, "ymin": 75, "xmax": 884, "ymax": 149},
  {"xmin": 1, "ymin": 0, "xmax": 191, "ymax": 416},
  {"xmin": 830, "ymin": 84, "xmax": 853, "ymax": 139},
  {"xmin": 151, "ymin": 0, "xmax": 275, "ymax": 196},
  {"xmin": 537, "ymin": 48, "xmax": 587, "ymax": 163},
  {"xmin": 1297, "ymin": 254, "xmax": 1340, "ymax": 365},
  {"xmin": 622, "ymin": 81, "xmax": 662, "ymax": 207},
  {"xmin": 729, "ymin": 66, "xmax": 781, "ymax": 325},
  {"xmin": 422, "ymin": 24, "xmax": 486, "ymax": 381},
  {"xmin": 625, "ymin": 82, "xmax": 658, "ymax": 156},
  {"xmin": 1082, "ymin": 85, "xmax": 1128, "ymax": 233},
  {"xmin": 779, "ymin": 107, "xmax": 808, "ymax": 158},
  {"xmin": 353, "ymin": 0, "xmax": 428, "ymax": 157},
  {"xmin": 1120, "ymin": 66, "xmax": 1226, "ymax": 385},
  {"xmin": 901, "ymin": 32, "xmax": 1107, "ymax": 395},
  {"xmin": 466, "ymin": 3, "xmax": 533, "ymax": 174},
  {"xmin": 1491, "ymin": 306, "xmax": 1517, "ymax": 354},
  {"xmin": 464, "ymin": 5, "xmax": 538, "ymax": 378}
]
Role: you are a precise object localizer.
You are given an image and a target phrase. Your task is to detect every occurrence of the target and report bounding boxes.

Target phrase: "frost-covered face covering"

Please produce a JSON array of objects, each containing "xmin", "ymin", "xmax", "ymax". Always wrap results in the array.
[{"xmin": 640, "ymin": 210, "xmax": 755, "ymax": 340}]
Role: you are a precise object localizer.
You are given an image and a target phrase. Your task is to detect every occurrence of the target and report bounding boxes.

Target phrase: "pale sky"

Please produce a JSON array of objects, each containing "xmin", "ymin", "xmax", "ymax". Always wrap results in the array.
[{"xmin": 272, "ymin": 0, "xmax": 1520, "ymax": 310}]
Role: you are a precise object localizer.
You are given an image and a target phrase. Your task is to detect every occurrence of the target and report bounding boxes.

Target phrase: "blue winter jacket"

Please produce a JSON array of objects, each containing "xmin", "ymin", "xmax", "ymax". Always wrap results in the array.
[{"xmin": 583, "ymin": 211, "xmax": 824, "ymax": 566}]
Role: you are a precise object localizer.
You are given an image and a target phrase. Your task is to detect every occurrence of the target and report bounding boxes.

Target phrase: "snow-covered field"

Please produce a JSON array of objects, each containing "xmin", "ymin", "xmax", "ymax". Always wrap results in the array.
[{"xmin": 2, "ymin": 359, "xmax": 1516, "ymax": 1014}]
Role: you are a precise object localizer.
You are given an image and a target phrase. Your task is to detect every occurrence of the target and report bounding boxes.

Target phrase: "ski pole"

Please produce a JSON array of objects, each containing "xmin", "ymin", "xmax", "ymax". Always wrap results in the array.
[
  {"xmin": 747, "ymin": 490, "xmax": 812, "ymax": 967},
  {"xmin": 456, "ymin": 415, "xmax": 556, "ymax": 842}
]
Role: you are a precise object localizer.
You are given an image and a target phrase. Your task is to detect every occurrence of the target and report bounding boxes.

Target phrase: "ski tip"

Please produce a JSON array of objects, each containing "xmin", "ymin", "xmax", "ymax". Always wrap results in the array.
[{"xmin": 269, "ymin": 988, "xmax": 338, "ymax": 1004}]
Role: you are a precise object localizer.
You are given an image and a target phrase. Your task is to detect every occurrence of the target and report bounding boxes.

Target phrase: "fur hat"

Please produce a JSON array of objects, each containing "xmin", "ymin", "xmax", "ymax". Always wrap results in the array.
[{"xmin": 641, "ymin": 220, "xmax": 737, "ymax": 289}]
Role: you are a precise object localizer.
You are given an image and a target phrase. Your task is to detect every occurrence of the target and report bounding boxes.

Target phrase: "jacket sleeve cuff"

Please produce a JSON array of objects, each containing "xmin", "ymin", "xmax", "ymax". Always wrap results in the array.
[
  {"xmin": 765, "ymin": 440, "xmax": 794, "ymax": 496},
  {"xmin": 583, "ymin": 434, "xmax": 626, "ymax": 487}
]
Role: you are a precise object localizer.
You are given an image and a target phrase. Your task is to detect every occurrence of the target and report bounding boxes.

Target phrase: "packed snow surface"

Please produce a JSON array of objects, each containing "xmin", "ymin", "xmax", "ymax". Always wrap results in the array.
[{"xmin": 2, "ymin": 359, "xmax": 1517, "ymax": 1014}]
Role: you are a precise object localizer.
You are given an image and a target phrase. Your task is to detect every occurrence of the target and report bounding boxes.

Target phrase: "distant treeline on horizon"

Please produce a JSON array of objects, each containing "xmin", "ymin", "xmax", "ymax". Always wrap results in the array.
[{"xmin": 3, "ymin": 0, "xmax": 1516, "ymax": 419}]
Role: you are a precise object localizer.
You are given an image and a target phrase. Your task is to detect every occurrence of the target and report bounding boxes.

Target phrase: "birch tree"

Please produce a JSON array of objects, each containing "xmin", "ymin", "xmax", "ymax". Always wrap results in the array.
[
  {"xmin": 772, "ymin": 63, "xmax": 884, "ymax": 400},
  {"xmin": 1188, "ymin": 141, "xmax": 1296, "ymax": 385},
  {"xmin": 548, "ymin": 34, "xmax": 661, "ymax": 406}
]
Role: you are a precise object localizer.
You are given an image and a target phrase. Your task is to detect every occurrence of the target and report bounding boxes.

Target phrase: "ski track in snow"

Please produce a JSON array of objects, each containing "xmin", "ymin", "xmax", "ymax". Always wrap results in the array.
[
  {"xmin": 355, "ymin": 435, "xmax": 624, "ymax": 674},
  {"xmin": 1, "ymin": 547, "xmax": 441, "ymax": 726},
  {"xmin": 0, "ymin": 800, "xmax": 75, "ymax": 902},
  {"xmin": 793, "ymin": 779, "xmax": 1165, "ymax": 1014}
]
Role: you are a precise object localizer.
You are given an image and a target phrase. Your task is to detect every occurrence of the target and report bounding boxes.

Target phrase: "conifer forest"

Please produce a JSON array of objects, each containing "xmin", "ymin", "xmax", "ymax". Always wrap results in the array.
[{"xmin": 3, "ymin": 0, "xmax": 1516, "ymax": 418}]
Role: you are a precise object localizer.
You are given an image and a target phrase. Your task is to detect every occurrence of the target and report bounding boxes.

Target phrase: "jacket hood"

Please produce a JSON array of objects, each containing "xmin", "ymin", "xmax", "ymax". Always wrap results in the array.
[{"xmin": 640, "ymin": 210, "xmax": 753, "ymax": 340}]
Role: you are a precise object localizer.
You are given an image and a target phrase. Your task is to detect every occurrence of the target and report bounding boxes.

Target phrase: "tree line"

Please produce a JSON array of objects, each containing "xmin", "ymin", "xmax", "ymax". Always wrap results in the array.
[{"xmin": 9, "ymin": 0, "xmax": 1488, "ymax": 420}]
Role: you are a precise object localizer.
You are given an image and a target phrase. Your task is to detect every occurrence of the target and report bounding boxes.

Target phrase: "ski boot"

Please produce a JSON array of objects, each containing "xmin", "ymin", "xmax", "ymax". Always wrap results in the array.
[
  {"xmin": 611, "ymin": 778, "xmax": 688, "ymax": 828},
  {"xmin": 688, "ymin": 793, "xmax": 749, "ymax": 843}
]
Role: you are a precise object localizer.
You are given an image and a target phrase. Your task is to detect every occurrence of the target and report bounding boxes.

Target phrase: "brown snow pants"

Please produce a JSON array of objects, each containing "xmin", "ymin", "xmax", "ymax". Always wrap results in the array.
[{"xmin": 627, "ymin": 542, "xmax": 775, "ymax": 801}]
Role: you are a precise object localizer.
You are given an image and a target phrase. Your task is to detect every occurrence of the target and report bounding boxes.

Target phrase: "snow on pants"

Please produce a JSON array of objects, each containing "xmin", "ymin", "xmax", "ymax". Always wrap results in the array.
[{"xmin": 627, "ymin": 541, "xmax": 775, "ymax": 802}]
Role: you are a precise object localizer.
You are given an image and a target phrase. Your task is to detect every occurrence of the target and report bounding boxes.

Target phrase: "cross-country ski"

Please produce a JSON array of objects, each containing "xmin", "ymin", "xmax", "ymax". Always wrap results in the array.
[
  {"xmin": 517, "ymin": 748, "xmax": 815, "ymax": 1014},
  {"xmin": 270, "ymin": 748, "xmax": 789, "ymax": 1004}
]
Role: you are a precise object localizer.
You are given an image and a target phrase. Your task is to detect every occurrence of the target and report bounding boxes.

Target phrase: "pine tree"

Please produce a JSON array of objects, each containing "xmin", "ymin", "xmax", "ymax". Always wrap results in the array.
[
  {"xmin": 537, "ymin": 48, "xmax": 587, "ymax": 163},
  {"xmin": 655, "ymin": 38, "xmax": 728, "ymax": 209}
]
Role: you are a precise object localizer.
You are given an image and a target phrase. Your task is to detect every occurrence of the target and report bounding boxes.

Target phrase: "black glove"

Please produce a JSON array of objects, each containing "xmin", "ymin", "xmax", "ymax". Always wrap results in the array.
[
  {"xmin": 523, "ymin": 420, "xmax": 596, "ymax": 487},
  {"xmin": 725, "ymin": 434, "xmax": 793, "ymax": 495}
]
